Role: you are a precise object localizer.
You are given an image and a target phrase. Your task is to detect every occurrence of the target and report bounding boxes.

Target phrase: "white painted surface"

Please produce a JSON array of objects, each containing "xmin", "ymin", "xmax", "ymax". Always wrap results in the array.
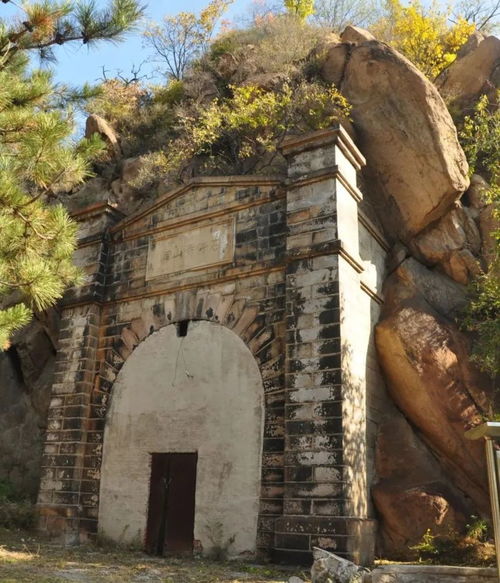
[
  {"xmin": 146, "ymin": 218, "xmax": 235, "ymax": 280},
  {"xmin": 98, "ymin": 321, "xmax": 263, "ymax": 556}
]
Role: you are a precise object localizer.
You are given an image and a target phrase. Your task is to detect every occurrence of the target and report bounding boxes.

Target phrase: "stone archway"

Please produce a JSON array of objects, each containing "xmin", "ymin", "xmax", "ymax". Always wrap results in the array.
[{"xmin": 98, "ymin": 320, "xmax": 264, "ymax": 557}]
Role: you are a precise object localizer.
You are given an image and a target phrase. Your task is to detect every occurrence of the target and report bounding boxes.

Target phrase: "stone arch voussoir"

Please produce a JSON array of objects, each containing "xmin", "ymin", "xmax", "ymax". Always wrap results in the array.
[
  {"xmin": 99, "ymin": 288, "xmax": 282, "ymax": 418},
  {"xmin": 84, "ymin": 287, "xmax": 285, "ymax": 544}
]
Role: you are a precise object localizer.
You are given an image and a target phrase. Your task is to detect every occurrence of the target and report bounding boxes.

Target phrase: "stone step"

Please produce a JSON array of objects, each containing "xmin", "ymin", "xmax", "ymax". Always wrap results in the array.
[{"xmin": 368, "ymin": 565, "xmax": 498, "ymax": 583}]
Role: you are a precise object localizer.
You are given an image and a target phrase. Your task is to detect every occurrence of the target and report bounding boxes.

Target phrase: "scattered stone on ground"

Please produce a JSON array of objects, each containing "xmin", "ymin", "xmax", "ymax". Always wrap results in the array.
[{"xmin": 311, "ymin": 548, "xmax": 368, "ymax": 583}]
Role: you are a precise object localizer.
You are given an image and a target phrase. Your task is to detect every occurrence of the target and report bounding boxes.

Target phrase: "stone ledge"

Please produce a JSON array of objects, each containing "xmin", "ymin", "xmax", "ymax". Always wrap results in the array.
[
  {"xmin": 280, "ymin": 125, "xmax": 366, "ymax": 171},
  {"xmin": 369, "ymin": 564, "xmax": 498, "ymax": 582}
]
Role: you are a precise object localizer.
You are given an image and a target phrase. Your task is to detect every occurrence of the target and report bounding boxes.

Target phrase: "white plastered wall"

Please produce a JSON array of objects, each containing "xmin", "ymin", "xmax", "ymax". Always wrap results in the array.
[
  {"xmin": 339, "ymin": 218, "xmax": 389, "ymax": 518},
  {"xmin": 98, "ymin": 320, "xmax": 264, "ymax": 556}
]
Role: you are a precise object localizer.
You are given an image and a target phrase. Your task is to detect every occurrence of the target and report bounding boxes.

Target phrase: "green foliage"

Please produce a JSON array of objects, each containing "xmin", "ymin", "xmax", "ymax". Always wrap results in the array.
[
  {"xmin": 0, "ymin": 500, "xmax": 35, "ymax": 530},
  {"xmin": 0, "ymin": 480, "xmax": 34, "ymax": 530},
  {"xmin": 0, "ymin": 1, "xmax": 143, "ymax": 349},
  {"xmin": 462, "ymin": 271, "xmax": 500, "ymax": 375},
  {"xmin": 0, "ymin": 0, "xmax": 144, "ymax": 64},
  {"xmin": 153, "ymin": 79, "xmax": 186, "ymax": 106},
  {"xmin": 85, "ymin": 78, "xmax": 149, "ymax": 130},
  {"xmin": 143, "ymin": 0, "xmax": 233, "ymax": 80},
  {"xmin": 0, "ymin": 306, "xmax": 32, "ymax": 352},
  {"xmin": 0, "ymin": 480, "xmax": 16, "ymax": 502},
  {"xmin": 459, "ymin": 93, "xmax": 500, "ymax": 377},
  {"xmin": 283, "ymin": 0, "xmax": 315, "ymax": 20},
  {"xmin": 466, "ymin": 516, "xmax": 489, "ymax": 542},
  {"xmin": 411, "ymin": 528, "xmax": 439, "ymax": 558},
  {"xmin": 133, "ymin": 79, "xmax": 350, "ymax": 184},
  {"xmin": 371, "ymin": 0, "xmax": 475, "ymax": 78},
  {"xmin": 459, "ymin": 93, "xmax": 500, "ymax": 198},
  {"xmin": 410, "ymin": 526, "xmax": 495, "ymax": 566},
  {"xmin": 85, "ymin": 79, "xmax": 181, "ymax": 159}
]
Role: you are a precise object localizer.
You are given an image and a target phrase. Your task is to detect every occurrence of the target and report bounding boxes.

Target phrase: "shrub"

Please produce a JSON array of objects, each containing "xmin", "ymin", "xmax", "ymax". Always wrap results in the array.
[
  {"xmin": 0, "ymin": 480, "xmax": 35, "ymax": 530},
  {"xmin": 410, "ymin": 526, "xmax": 496, "ymax": 566},
  {"xmin": 371, "ymin": 0, "xmax": 475, "ymax": 79},
  {"xmin": 0, "ymin": 500, "xmax": 35, "ymax": 530},
  {"xmin": 459, "ymin": 93, "xmax": 500, "ymax": 376},
  {"xmin": 85, "ymin": 79, "xmax": 149, "ymax": 131},
  {"xmin": 201, "ymin": 14, "xmax": 324, "ymax": 83},
  {"xmin": 132, "ymin": 79, "xmax": 351, "ymax": 185}
]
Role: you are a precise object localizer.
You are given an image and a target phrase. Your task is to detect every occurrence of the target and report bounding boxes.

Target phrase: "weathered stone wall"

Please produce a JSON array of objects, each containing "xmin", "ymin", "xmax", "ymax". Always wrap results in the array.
[
  {"xmin": 36, "ymin": 126, "xmax": 388, "ymax": 563},
  {"xmin": 38, "ymin": 178, "xmax": 288, "ymax": 549}
]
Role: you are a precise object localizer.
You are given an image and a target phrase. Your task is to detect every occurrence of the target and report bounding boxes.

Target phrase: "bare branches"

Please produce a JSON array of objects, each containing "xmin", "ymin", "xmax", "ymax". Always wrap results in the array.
[
  {"xmin": 143, "ymin": 0, "xmax": 233, "ymax": 80},
  {"xmin": 452, "ymin": 0, "xmax": 500, "ymax": 31},
  {"xmin": 312, "ymin": 0, "xmax": 379, "ymax": 31}
]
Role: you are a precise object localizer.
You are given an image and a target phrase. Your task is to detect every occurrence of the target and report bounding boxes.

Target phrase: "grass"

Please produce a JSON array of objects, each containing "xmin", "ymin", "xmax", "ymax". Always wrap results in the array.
[{"xmin": 0, "ymin": 528, "xmax": 308, "ymax": 583}]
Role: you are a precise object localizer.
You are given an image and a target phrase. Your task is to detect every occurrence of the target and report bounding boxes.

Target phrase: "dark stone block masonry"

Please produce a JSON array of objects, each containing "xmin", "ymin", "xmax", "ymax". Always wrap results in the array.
[{"xmin": 37, "ymin": 125, "xmax": 389, "ymax": 565}]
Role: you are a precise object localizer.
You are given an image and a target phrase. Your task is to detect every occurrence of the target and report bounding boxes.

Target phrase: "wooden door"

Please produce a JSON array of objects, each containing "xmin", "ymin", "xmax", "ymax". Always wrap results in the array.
[{"xmin": 145, "ymin": 452, "xmax": 197, "ymax": 555}]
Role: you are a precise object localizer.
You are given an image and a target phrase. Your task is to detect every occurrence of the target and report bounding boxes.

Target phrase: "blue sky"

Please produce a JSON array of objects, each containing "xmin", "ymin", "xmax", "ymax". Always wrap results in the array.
[{"xmin": 2, "ymin": 0, "xmax": 254, "ymax": 86}]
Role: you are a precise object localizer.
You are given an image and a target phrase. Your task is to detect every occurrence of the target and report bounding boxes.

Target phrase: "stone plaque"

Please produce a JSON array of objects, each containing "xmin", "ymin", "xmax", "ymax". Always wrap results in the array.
[{"xmin": 146, "ymin": 218, "xmax": 235, "ymax": 280}]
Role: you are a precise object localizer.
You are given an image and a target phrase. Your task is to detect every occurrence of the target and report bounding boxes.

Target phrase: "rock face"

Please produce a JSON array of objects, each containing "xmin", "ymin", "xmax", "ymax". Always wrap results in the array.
[
  {"xmin": 321, "ymin": 38, "xmax": 470, "ymax": 242},
  {"xmin": 0, "ymin": 311, "xmax": 59, "ymax": 498},
  {"xmin": 317, "ymin": 29, "xmax": 497, "ymax": 557},
  {"xmin": 372, "ymin": 411, "xmax": 471, "ymax": 556},
  {"xmin": 410, "ymin": 202, "xmax": 482, "ymax": 284},
  {"xmin": 85, "ymin": 114, "xmax": 121, "ymax": 158},
  {"xmin": 110, "ymin": 156, "xmax": 145, "ymax": 209},
  {"xmin": 436, "ymin": 34, "xmax": 500, "ymax": 106},
  {"xmin": 375, "ymin": 258, "xmax": 492, "ymax": 520},
  {"xmin": 341, "ymin": 25, "xmax": 375, "ymax": 43}
]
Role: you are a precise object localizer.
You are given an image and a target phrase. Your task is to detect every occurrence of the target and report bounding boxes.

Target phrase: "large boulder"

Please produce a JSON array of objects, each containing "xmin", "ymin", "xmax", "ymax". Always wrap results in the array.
[
  {"xmin": 321, "ymin": 35, "xmax": 469, "ymax": 241},
  {"xmin": 375, "ymin": 258, "xmax": 492, "ymax": 517},
  {"xmin": 341, "ymin": 25, "xmax": 375, "ymax": 44},
  {"xmin": 410, "ymin": 202, "xmax": 482, "ymax": 284},
  {"xmin": 385, "ymin": 255, "xmax": 467, "ymax": 318},
  {"xmin": 373, "ymin": 411, "xmax": 471, "ymax": 557},
  {"xmin": 436, "ymin": 33, "xmax": 500, "ymax": 107},
  {"xmin": 85, "ymin": 114, "xmax": 121, "ymax": 158}
]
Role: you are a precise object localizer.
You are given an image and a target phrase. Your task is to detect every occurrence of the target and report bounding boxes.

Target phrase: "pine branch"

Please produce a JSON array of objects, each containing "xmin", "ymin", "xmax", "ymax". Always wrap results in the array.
[{"xmin": 0, "ymin": 0, "xmax": 144, "ymax": 67}]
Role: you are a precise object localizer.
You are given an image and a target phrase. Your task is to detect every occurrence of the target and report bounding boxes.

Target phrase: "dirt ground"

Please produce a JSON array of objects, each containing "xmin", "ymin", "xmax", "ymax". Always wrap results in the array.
[{"xmin": 0, "ymin": 529, "xmax": 310, "ymax": 583}]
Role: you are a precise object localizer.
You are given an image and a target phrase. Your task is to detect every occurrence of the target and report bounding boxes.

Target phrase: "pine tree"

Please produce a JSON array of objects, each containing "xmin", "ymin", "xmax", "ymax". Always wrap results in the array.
[{"xmin": 0, "ymin": 0, "xmax": 144, "ymax": 349}]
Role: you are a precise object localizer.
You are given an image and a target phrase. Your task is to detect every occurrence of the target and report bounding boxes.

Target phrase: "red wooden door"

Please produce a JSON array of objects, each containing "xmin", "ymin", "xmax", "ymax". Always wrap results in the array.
[{"xmin": 145, "ymin": 452, "xmax": 197, "ymax": 555}]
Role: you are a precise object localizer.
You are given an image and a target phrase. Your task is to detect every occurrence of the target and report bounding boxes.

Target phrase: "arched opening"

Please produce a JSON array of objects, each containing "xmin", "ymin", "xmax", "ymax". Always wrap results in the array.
[{"xmin": 98, "ymin": 320, "xmax": 264, "ymax": 557}]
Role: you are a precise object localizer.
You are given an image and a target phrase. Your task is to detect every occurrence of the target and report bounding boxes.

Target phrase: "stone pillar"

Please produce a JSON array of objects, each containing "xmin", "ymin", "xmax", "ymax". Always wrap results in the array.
[
  {"xmin": 37, "ymin": 203, "xmax": 123, "ymax": 543},
  {"xmin": 274, "ymin": 126, "xmax": 376, "ymax": 564}
]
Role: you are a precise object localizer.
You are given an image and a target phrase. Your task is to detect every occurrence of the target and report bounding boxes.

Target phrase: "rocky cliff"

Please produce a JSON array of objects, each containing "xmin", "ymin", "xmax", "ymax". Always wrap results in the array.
[{"xmin": 320, "ymin": 26, "xmax": 498, "ymax": 556}]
